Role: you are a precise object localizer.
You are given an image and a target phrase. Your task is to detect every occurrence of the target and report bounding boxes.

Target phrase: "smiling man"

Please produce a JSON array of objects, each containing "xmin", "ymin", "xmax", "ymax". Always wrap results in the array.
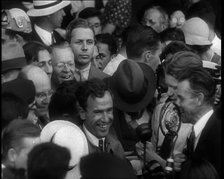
[
  {"xmin": 76, "ymin": 78, "xmax": 125, "ymax": 160},
  {"xmin": 51, "ymin": 42, "xmax": 75, "ymax": 89},
  {"xmin": 66, "ymin": 18, "xmax": 109, "ymax": 82}
]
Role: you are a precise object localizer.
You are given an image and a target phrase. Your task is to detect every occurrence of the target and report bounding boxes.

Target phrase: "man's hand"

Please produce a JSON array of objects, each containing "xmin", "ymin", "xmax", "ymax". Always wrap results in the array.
[{"xmin": 173, "ymin": 153, "xmax": 186, "ymax": 171}]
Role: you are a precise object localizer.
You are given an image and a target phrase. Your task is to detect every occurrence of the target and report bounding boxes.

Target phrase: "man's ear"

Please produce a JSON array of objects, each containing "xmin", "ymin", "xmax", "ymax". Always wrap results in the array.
[
  {"xmin": 143, "ymin": 50, "xmax": 152, "ymax": 63},
  {"xmin": 8, "ymin": 148, "xmax": 17, "ymax": 163},
  {"xmin": 197, "ymin": 92, "xmax": 204, "ymax": 106}
]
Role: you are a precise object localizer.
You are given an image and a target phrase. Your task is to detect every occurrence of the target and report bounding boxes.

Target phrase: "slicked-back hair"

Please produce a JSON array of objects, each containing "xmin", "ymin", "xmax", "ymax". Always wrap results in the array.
[
  {"xmin": 66, "ymin": 18, "xmax": 95, "ymax": 43},
  {"xmin": 165, "ymin": 51, "xmax": 203, "ymax": 79},
  {"xmin": 160, "ymin": 27, "xmax": 185, "ymax": 43},
  {"xmin": 23, "ymin": 41, "xmax": 52, "ymax": 64},
  {"xmin": 75, "ymin": 78, "xmax": 113, "ymax": 111},
  {"xmin": 2, "ymin": 119, "xmax": 41, "ymax": 162},
  {"xmin": 96, "ymin": 33, "xmax": 117, "ymax": 55},
  {"xmin": 177, "ymin": 67, "xmax": 216, "ymax": 105},
  {"xmin": 27, "ymin": 142, "xmax": 71, "ymax": 179},
  {"xmin": 126, "ymin": 25, "xmax": 160, "ymax": 59},
  {"xmin": 78, "ymin": 7, "xmax": 101, "ymax": 20}
]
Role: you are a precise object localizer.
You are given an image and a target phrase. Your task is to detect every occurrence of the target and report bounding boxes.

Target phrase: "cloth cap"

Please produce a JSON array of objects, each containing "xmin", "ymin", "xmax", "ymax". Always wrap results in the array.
[
  {"xmin": 27, "ymin": 0, "xmax": 70, "ymax": 17},
  {"xmin": 2, "ymin": 42, "xmax": 27, "ymax": 73},
  {"xmin": 2, "ymin": 78, "xmax": 36, "ymax": 104},
  {"xmin": 2, "ymin": 8, "xmax": 32, "ymax": 33},
  {"xmin": 181, "ymin": 17, "xmax": 212, "ymax": 45},
  {"xmin": 109, "ymin": 59, "xmax": 156, "ymax": 112}
]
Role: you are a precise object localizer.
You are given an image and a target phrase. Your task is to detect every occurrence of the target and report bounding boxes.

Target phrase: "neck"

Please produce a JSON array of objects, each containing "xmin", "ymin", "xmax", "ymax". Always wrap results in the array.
[
  {"xmin": 193, "ymin": 105, "xmax": 213, "ymax": 124},
  {"xmin": 119, "ymin": 45, "xmax": 127, "ymax": 58},
  {"xmin": 36, "ymin": 18, "xmax": 54, "ymax": 32},
  {"xmin": 75, "ymin": 62, "xmax": 90, "ymax": 70}
]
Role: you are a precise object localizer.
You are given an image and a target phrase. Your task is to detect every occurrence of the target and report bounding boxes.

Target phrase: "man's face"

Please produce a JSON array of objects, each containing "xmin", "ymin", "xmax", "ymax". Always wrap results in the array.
[
  {"xmin": 165, "ymin": 74, "xmax": 178, "ymax": 101},
  {"xmin": 96, "ymin": 42, "xmax": 111, "ymax": 70},
  {"xmin": 34, "ymin": 75, "xmax": 52, "ymax": 117},
  {"xmin": 84, "ymin": 91, "xmax": 113, "ymax": 138},
  {"xmin": 175, "ymin": 80, "xmax": 199, "ymax": 123},
  {"xmin": 142, "ymin": 9, "xmax": 164, "ymax": 33},
  {"xmin": 87, "ymin": 16, "xmax": 102, "ymax": 35},
  {"xmin": 34, "ymin": 50, "xmax": 53, "ymax": 79},
  {"xmin": 52, "ymin": 47, "xmax": 75, "ymax": 83},
  {"xmin": 70, "ymin": 28, "xmax": 95, "ymax": 68},
  {"xmin": 14, "ymin": 137, "xmax": 40, "ymax": 169},
  {"xmin": 48, "ymin": 8, "xmax": 65, "ymax": 28}
]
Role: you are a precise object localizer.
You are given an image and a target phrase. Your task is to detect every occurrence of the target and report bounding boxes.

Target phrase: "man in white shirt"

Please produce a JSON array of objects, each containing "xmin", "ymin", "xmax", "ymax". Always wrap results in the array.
[
  {"xmin": 174, "ymin": 67, "xmax": 221, "ymax": 177},
  {"xmin": 27, "ymin": 0, "xmax": 70, "ymax": 46}
]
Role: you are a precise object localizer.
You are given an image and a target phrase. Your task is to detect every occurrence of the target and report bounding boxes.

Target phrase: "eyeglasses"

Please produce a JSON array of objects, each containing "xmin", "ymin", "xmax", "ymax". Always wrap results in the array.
[
  {"xmin": 56, "ymin": 62, "xmax": 75, "ymax": 70},
  {"xmin": 36, "ymin": 89, "xmax": 54, "ymax": 100}
]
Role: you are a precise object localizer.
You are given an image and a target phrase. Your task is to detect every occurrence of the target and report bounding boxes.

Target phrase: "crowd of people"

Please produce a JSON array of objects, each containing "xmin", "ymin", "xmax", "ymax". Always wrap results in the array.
[{"xmin": 1, "ymin": 0, "xmax": 221, "ymax": 179}]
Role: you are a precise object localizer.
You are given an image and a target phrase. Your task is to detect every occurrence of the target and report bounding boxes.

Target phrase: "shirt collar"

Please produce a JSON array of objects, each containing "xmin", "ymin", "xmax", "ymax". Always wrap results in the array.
[
  {"xmin": 75, "ymin": 63, "xmax": 91, "ymax": 81},
  {"xmin": 83, "ymin": 124, "xmax": 105, "ymax": 147},
  {"xmin": 194, "ymin": 109, "xmax": 214, "ymax": 137},
  {"xmin": 34, "ymin": 24, "xmax": 53, "ymax": 46}
]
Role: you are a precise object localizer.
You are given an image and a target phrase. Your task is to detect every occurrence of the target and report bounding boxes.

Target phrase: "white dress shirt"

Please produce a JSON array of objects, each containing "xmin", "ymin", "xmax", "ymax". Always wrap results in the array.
[
  {"xmin": 83, "ymin": 124, "xmax": 105, "ymax": 147},
  {"xmin": 211, "ymin": 34, "xmax": 221, "ymax": 56},
  {"xmin": 103, "ymin": 54, "xmax": 126, "ymax": 76},
  {"xmin": 34, "ymin": 24, "xmax": 53, "ymax": 46},
  {"xmin": 193, "ymin": 109, "xmax": 214, "ymax": 150},
  {"xmin": 74, "ymin": 63, "xmax": 91, "ymax": 81}
]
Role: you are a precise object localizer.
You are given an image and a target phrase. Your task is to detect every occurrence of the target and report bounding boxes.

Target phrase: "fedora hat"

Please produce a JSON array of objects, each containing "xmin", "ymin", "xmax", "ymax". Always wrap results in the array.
[
  {"xmin": 2, "ymin": 42, "xmax": 27, "ymax": 73},
  {"xmin": 27, "ymin": 0, "xmax": 70, "ymax": 17},
  {"xmin": 109, "ymin": 59, "xmax": 156, "ymax": 112},
  {"xmin": 40, "ymin": 120, "xmax": 89, "ymax": 179}
]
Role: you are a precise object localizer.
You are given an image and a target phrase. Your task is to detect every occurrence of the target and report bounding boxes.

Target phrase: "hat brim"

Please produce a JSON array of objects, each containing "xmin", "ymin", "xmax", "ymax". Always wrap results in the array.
[
  {"xmin": 110, "ymin": 63, "xmax": 156, "ymax": 112},
  {"xmin": 2, "ymin": 57, "xmax": 27, "ymax": 73},
  {"xmin": 27, "ymin": 1, "xmax": 70, "ymax": 17},
  {"xmin": 185, "ymin": 33, "xmax": 212, "ymax": 45}
]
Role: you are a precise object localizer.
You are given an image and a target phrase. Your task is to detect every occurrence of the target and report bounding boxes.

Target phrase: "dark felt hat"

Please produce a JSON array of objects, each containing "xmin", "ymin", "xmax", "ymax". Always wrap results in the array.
[
  {"xmin": 109, "ymin": 59, "xmax": 156, "ymax": 112},
  {"xmin": 2, "ymin": 78, "xmax": 35, "ymax": 104}
]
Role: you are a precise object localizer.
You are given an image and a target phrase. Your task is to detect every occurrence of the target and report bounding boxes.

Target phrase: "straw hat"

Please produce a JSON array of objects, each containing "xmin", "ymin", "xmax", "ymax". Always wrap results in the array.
[{"xmin": 27, "ymin": 0, "xmax": 70, "ymax": 17}]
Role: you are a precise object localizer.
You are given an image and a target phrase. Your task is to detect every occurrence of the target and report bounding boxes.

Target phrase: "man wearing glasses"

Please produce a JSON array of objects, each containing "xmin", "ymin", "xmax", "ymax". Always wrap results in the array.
[{"xmin": 51, "ymin": 42, "xmax": 76, "ymax": 89}]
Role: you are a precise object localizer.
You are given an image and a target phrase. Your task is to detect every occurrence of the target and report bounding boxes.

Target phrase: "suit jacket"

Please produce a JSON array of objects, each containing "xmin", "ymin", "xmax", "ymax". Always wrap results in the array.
[
  {"xmin": 30, "ymin": 25, "xmax": 65, "ymax": 46},
  {"xmin": 88, "ymin": 64, "xmax": 110, "ymax": 80},
  {"xmin": 193, "ymin": 111, "xmax": 221, "ymax": 177}
]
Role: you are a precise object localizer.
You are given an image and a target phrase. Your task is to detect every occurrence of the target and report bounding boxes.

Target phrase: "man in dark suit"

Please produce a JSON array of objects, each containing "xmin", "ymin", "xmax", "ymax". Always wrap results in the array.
[
  {"xmin": 27, "ymin": 0, "xmax": 70, "ymax": 46},
  {"xmin": 75, "ymin": 78, "xmax": 126, "ymax": 160},
  {"xmin": 66, "ymin": 18, "xmax": 109, "ymax": 82},
  {"xmin": 174, "ymin": 67, "xmax": 221, "ymax": 177}
]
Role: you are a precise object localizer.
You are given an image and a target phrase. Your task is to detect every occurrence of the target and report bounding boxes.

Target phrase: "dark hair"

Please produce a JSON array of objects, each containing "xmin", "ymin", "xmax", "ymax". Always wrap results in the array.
[
  {"xmin": 165, "ymin": 51, "xmax": 203, "ymax": 79},
  {"xmin": 187, "ymin": 44, "xmax": 212, "ymax": 57},
  {"xmin": 66, "ymin": 18, "xmax": 95, "ymax": 43},
  {"xmin": 80, "ymin": 152, "xmax": 137, "ymax": 179},
  {"xmin": 177, "ymin": 67, "xmax": 216, "ymax": 105},
  {"xmin": 160, "ymin": 41, "xmax": 192, "ymax": 63},
  {"xmin": 2, "ymin": 93, "xmax": 29, "ymax": 129},
  {"xmin": 160, "ymin": 28, "xmax": 185, "ymax": 43},
  {"xmin": 179, "ymin": 156, "xmax": 220, "ymax": 179},
  {"xmin": 48, "ymin": 80, "xmax": 81, "ymax": 125},
  {"xmin": 96, "ymin": 33, "xmax": 117, "ymax": 55},
  {"xmin": 2, "ymin": 119, "xmax": 41, "ymax": 161},
  {"xmin": 126, "ymin": 25, "xmax": 160, "ymax": 59},
  {"xmin": 5, "ymin": 29, "xmax": 32, "ymax": 42},
  {"xmin": 23, "ymin": 41, "xmax": 52, "ymax": 64},
  {"xmin": 78, "ymin": 7, "xmax": 101, "ymax": 20},
  {"xmin": 75, "ymin": 78, "xmax": 112, "ymax": 111},
  {"xmin": 27, "ymin": 142, "xmax": 71, "ymax": 179}
]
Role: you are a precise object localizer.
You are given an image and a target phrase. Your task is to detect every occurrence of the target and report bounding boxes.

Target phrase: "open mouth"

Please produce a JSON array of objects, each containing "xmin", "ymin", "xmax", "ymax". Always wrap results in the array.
[{"xmin": 60, "ymin": 74, "xmax": 73, "ymax": 80}]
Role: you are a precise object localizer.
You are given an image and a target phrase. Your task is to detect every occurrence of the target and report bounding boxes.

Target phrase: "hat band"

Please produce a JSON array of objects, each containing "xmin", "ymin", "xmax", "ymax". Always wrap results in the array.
[{"xmin": 34, "ymin": 0, "xmax": 62, "ymax": 9}]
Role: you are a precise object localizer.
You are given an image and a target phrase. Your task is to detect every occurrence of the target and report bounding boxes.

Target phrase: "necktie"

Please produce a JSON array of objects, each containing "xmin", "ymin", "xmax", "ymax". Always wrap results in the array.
[
  {"xmin": 76, "ymin": 70, "xmax": 85, "ymax": 81},
  {"xmin": 185, "ymin": 127, "xmax": 195, "ymax": 159},
  {"xmin": 99, "ymin": 139, "xmax": 104, "ymax": 152},
  {"xmin": 160, "ymin": 132, "xmax": 176, "ymax": 159}
]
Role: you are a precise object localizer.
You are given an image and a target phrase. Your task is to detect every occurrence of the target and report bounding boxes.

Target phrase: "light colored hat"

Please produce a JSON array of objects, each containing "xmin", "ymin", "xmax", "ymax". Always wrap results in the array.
[
  {"xmin": 40, "ymin": 120, "xmax": 89, "ymax": 179},
  {"xmin": 2, "ymin": 42, "xmax": 27, "ymax": 73},
  {"xmin": 181, "ymin": 17, "xmax": 212, "ymax": 45},
  {"xmin": 2, "ymin": 8, "xmax": 32, "ymax": 33},
  {"xmin": 27, "ymin": 0, "xmax": 70, "ymax": 17}
]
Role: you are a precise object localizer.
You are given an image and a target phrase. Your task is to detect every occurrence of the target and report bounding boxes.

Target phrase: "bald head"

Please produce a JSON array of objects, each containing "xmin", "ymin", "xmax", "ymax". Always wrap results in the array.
[{"xmin": 18, "ymin": 65, "xmax": 51, "ymax": 92}]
